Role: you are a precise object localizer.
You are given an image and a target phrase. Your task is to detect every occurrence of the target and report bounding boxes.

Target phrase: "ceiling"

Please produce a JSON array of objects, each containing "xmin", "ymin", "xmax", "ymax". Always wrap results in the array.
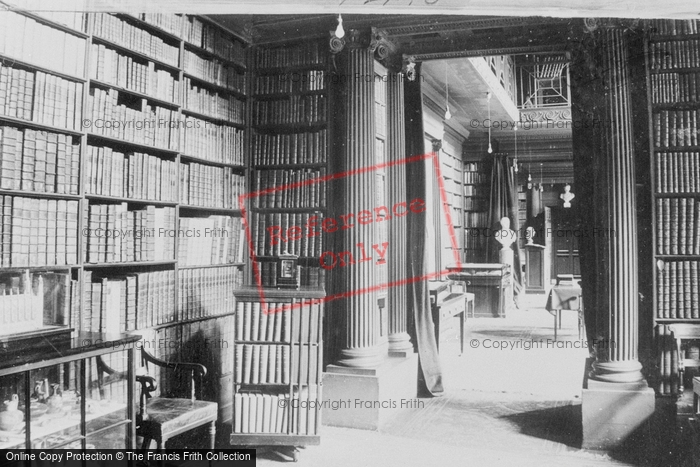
[{"xmin": 8, "ymin": 0, "xmax": 696, "ymax": 19}]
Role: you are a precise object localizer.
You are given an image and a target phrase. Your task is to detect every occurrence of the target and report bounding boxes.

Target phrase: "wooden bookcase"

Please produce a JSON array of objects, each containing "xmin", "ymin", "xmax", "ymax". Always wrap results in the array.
[
  {"xmin": 463, "ymin": 160, "xmax": 489, "ymax": 262},
  {"xmin": 247, "ymin": 39, "xmax": 329, "ymax": 289},
  {"xmin": 231, "ymin": 287, "xmax": 324, "ymax": 460},
  {"xmin": 646, "ymin": 19, "xmax": 700, "ymax": 396},
  {"xmin": 439, "ymin": 147, "xmax": 464, "ymax": 265},
  {"xmin": 0, "ymin": 9, "xmax": 249, "ymax": 424}
]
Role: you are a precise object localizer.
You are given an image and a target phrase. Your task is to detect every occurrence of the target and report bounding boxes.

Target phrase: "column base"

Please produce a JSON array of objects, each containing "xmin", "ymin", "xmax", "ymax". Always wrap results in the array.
[
  {"xmin": 582, "ymin": 365, "xmax": 655, "ymax": 450},
  {"xmin": 388, "ymin": 332, "xmax": 413, "ymax": 353},
  {"xmin": 321, "ymin": 352, "xmax": 418, "ymax": 431}
]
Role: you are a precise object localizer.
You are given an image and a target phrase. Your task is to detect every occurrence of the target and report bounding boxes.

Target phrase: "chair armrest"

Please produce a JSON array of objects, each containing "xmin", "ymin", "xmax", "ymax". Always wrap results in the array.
[
  {"xmin": 141, "ymin": 348, "xmax": 207, "ymax": 378},
  {"xmin": 136, "ymin": 374, "xmax": 158, "ymax": 396}
]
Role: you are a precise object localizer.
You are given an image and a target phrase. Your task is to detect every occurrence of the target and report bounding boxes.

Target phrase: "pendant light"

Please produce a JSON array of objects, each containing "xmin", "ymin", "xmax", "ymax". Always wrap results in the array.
[{"xmin": 335, "ymin": 14, "xmax": 345, "ymax": 39}]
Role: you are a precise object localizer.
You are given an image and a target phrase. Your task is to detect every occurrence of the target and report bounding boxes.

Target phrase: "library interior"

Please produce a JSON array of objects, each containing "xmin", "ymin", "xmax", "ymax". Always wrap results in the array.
[{"xmin": 0, "ymin": 5, "xmax": 699, "ymax": 466}]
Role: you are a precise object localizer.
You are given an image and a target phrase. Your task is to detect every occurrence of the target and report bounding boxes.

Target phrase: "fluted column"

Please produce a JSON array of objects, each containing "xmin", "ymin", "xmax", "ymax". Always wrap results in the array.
[
  {"xmin": 330, "ymin": 38, "xmax": 384, "ymax": 368},
  {"xmin": 386, "ymin": 72, "xmax": 412, "ymax": 353},
  {"xmin": 573, "ymin": 27, "xmax": 643, "ymax": 383}
]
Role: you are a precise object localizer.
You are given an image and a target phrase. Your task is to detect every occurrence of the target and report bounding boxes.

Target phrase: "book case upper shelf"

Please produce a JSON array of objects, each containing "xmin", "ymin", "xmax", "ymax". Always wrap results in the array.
[
  {"xmin": 183, "ymin": 41, "xmax": 246, "ymax": 71},
  {"xmin": 182, "ymin": 72, "xmax": 247, "ymax": 98},
  {"xmin": 89, "ymin": 79, "xmax": 181, "ymax": 109},
  {"xmin": 0, "ymin": 114, "xmax": 84, "ymax": 136},
  {"xmin": 0, "ymin": 53, "xmax": 87, "ymax": 83},
  {"xmin": 86, "ymin": 133, "xmax": 179, "ymax": 155},
  {"xmin": 254, "ymin": 122, "xmax": 327, "ymax": 133},
  {"xmin": 90, "ymin": 36, "xmax": 181, "ymax": 72}
]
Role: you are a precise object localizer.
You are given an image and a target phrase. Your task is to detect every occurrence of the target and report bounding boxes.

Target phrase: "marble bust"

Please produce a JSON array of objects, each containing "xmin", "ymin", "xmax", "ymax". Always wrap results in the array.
[
  {"xmin": 494, "ymin": 216, "xmax": 517, "ymax": 250},
  {"xmin": 560, "ymin": 184, "xmax": 575, "ymax": 208}
]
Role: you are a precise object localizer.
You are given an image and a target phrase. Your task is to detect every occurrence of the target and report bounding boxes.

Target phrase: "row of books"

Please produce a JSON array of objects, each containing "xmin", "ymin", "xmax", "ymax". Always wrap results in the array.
[
  {"xmin": 81, "ymin": 269, "xmax": 176, "ymax": 332},
  {"xmin": 252, "ymin": 129, "xmax": 328, "ymax": 166},
  {"xmin": 90, "ymin": 13, "xmax": 179, "ymax": 67},
  {"xmin": 464, "ymin": 233, "xmax": 487, "ymax": 251},
  {"xmin": 652, "ymin": 110, "xmax": 700, "ymax": 148},
  {"xmin": 137, "ymin": 13, "xmax": 183, "ymax": 38},
  {"xmin": 464, "ymin": 198, "xmax": 486, "ymax": 211},
  {"xmin": 184, "ymin": 16, "xmax": 245, "ymax": 64},
  {"xmin": 83, "ymin": 203, "xmax": 175, "ymax": 264},
  {"xmin": 655, "ymin": 152, "xmax": 700, "ymax": 193},
  {"xmin": 33, "ymin": 71, "xmax": 84, "ymax": 131},
  {"xmin": 181, "ymin": 117, "xmax": 244, "ymax": 165},
  {"xmin": 254, "ymin": 261, "xmax": 325, "ymax": 288},
  {"xmin": 254, "ymin": 70, "xmax": 326, "ymax": 95},
  {"xmin": 656, "ymin": 325, "xmax": 679, "ymax": 395},
  {"xmin": 177, "ymin": 216, "xmax": 247, "ymax": 266},
  {"xmin": 179, "ymin": 163, "xmax": 245, "ymax": 209},
  {"xmin": 649, "ymin": 40, "xmax": 700, "ymax": 70},
  {"xmin": 88, "ymin": 87, "xmax": 179, "ymax": 150},
  {"xmin": 656, "ymin": 261, "xmax": 700, "ymax": 319},
  {"xmin": 253, "ymin": 94, "xmax": 327, "ymax": 126},
  {"xmin": 85, "ymin": 145, "xmax": 177, "ymax": 202},
  {"xmin": 649, "ymin": 19, "xmax": 700, "ymax": 36},
  {"xmin": 464, "ymin": 171, "xmax": 488, "ymax": 184},
  {"xmin": 0, "ymin": 65, "xmax": 84, "ymax": 132},
  {"xmin": 0, "ymin": 126, "xmax": 80, "ymax": 194},
  {"xmin": 233, "ymin": 388, "xmax": 318, "ymax": 435},
  {"xmin": 0, "ymin": 270, "xmax": 45, "ymax": 335},
  {"xmin": 183, "ymin": 50, "xmax": 246, "ymax": 93},
  {"xmin": 465, "ymin": 211, "xmax": 489, "ymax": 226},
  {"xmin": 464, "ymin": 185, "xmax": 486, "ymax": 196},
  {"xmin": 651, "ymin": 72, "xmax": 700, "ymax": 104},
  {"xmin": 655, "ymin": 197, "xmax": 700, "ymax": 255},
  {"xmin": 183, "ymin": 78, "xmax": 245, "ymax": 124},
  {"xmin": 254, "ymin": 42, "xmax": 326, "ymax": 69},
  {"xmin": 0, "ymin": 64, "xmax": 34, "ymax": 121},
  {"xmin": 251, "ymin": 212, "xmax": 324, "ymax": 258},
  {"xmin": 89, "ymin": 43, "xmax": 181, "ymax": 105},
  {"xmin": 0, "ymin": 196, "xmax": 79, "ymax": 267},
  {"xmin": 178, "ymin": 266, "xmax": 242, "ymax": 321},
  {"xmin": 254, "ymin": 168, "xmax": 327, "ymax": 209},
  {"xmin": 235, "ymin": 300, "xmax": 292, "ymax": 343},
  {"xmin": 235, "ymin": 344, "xmax": 290, "ymax": 385},
  {"xmin": 0, "ymin": 11, "xmax": 87, "ymax": 78}
]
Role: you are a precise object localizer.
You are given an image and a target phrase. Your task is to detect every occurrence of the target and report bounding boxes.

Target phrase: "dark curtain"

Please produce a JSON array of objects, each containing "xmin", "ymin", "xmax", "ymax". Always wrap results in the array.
[
  {"xmin": 404, "ymin": 63, "xmax": 444, "ymax": 397},
  {"xmin": 487, "ymin": 153, "xmax": 524, "ymax": 307}
]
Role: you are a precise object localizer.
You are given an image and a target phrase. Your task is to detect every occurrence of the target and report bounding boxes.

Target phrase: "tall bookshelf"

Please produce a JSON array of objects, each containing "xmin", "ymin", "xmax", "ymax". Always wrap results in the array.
[
  {"xmin": 647, "ymin": 19, "xmax": 700, "ymax": 396},
  {"xmin": 0, "ymin": 9, "xmax": 249, "ymax": 425},
  {"xmin": 231, "ymin": 288, "xmax": 323, "ymax": 457},
  {"xmin": 439, "ymin": 148, "xmax": 464, "ymax": 264},
  {"xmin": 463, "ymin": 160, "xmax": 489, "ymax": 262},
  {"xmin": 247, "ymin": 39, "xmax": 329, "ymax": 288}
]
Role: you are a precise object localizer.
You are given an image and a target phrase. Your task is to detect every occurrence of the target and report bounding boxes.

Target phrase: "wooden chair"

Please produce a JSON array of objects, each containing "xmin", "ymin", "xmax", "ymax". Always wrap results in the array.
[{"xmin": 136, "ymin": 348, "xmax": 218, "ymax": 451}]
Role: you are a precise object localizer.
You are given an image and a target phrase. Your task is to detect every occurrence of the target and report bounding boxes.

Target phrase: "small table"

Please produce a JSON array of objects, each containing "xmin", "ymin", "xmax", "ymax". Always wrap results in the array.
[
  {"xmin": 546, "ymin": 285, "xmax": 583, "ymax": 340},
  {"xmin": 429, "ymin": 281, "xmax": 474, "ymax": 355}
]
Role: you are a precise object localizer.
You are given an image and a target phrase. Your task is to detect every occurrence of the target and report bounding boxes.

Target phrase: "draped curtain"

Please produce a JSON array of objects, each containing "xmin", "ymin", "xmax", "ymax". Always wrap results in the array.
[
  {"xmin": 487, "ymin": 153, "xmax": 524, "ymax": 307},
  {"xmin": 404, "ymin": 63, "xmax": 444, "ymax": 397}
]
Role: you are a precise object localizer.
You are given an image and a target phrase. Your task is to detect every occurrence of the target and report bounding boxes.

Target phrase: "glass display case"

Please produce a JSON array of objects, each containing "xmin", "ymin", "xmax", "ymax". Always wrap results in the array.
[{"xmin": 0, "ymin": 330, "xmax": 140, "ymax": 449}]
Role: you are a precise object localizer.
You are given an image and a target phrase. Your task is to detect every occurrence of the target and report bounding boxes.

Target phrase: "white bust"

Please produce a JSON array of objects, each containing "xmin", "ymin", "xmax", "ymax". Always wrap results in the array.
[
  {"xmin": 494, "ymin": 216, "xmax": 516, "ymax": 250},
  {"xmin": 525, "ymin": 226, "xmax": 536, "ymax": 245},
  {"xmin": 560, "ymin": 184, "xmax": 575, "ymax": 208}
]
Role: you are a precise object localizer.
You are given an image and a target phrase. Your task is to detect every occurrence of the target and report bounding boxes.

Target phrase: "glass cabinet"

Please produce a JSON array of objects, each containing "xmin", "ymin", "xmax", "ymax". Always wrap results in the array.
[{"xmin": 0, "ymin": 330, "xmax": 140, "ymax": 449}]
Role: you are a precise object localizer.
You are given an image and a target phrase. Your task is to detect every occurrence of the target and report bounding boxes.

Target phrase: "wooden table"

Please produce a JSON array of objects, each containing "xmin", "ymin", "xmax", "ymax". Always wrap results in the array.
[
  {"xmin": 447, "ymin": 264, "xmax": 511, "ymax": 318},
  {"xmin": 546, "ymin": 285, "xmax": 583, "ymax": 340},
  {"xmin": 429, "ymin": 281, "xmax": 474, "ymax": 355}
]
